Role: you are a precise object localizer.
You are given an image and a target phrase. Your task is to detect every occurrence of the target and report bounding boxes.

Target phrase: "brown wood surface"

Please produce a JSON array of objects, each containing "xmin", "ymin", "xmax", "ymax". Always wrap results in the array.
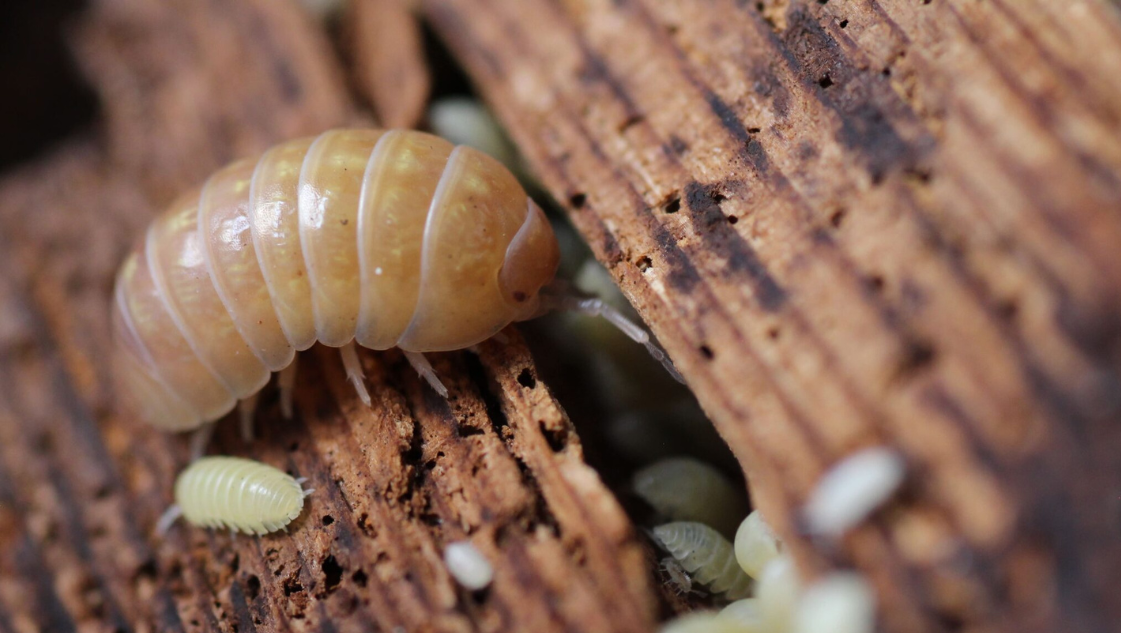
[
  {"xmin": 422, "ymin": 1, "xmax": 1121, "ymax": 633},
  {"xmin": 2, "ymin": 0, "xmax": 1120, "ymax": 632},
  {"xmin": 0, "ymin": 1, "xmax": 657, "ymax": 632}
]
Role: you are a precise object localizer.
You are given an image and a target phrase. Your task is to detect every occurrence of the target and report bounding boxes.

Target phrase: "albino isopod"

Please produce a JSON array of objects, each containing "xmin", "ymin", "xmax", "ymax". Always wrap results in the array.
[
  {"xmin": 658, "ymin": 612, "xmax": 752, "ymax": 633},
  {"xmin": 443, "ymin": 540, "xmax": 494, "ymax": 591},
  {"xmin": 719, "ymin": 598, "xmax": 765, "ymax": 631},
  {"xmin": 755, "ymin": 555, "xmax": 800, "ymax": 632},
  {"xmin": 652, "ymin": 521, "xmax": 753, "ymax": 601},
  {"xmin": 802, "ymin": 447, "xmax": 906, "ymax": 539},
  {"xmin": 792, "ymin": 573, "xmax": 877, "ymax": 633},
  {"xmin": 157, "ymin": 456, "xmax": 312, "ymax": 535},
  {"xmin": 734, "ymin": 510, "xmax": 782, "ymax": 579},
  {"xmin": 112, "ymin": 128, "xmax": 674, "ymax": 438},
  {"xmin": 633, "ymin": 457, "xmax": 748, "ymax": 538}
]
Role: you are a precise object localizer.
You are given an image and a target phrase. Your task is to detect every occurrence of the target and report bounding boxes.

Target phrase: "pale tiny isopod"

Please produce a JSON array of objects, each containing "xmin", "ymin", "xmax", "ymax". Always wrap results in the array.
[
  {"xmin": 158, "ymin": 456, "xmax": 312, "ymax": 535},
  {"xmin": 652, "ymin": 521, "xmax": 753, "ymax": 601},
  {"xmin": 719, "ymin": 598, "xmax": 766, "ymax": 632},
  {"xmin": 633, "ymin": 457, "xmax": 748, "ymax": 538},
  {"xmin": 443, "ymin": 540, "xmax": 494, "ymax": 591},
  {"xmin": 792, "ymin": 572, "xmax": 877, "ymax": 633},
  {"xmin": 658, "ymin": 612, "xmax": 754, "ymax": 633},
  {"xmin": 802, "ymin": 446, "xmax": 906, "ymax": 539},
  {"xmin": 734, "ymin": 509, "xmax": 782, "ymax": 579},
  {"xmin": 111, "ymin": 128, "xmax": 562, "ymax": 432}
]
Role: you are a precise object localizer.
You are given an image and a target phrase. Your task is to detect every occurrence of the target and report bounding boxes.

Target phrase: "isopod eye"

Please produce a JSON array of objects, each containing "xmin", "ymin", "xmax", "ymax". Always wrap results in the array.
[{"xmin": 498, "ymin": 200, "xmax": 560, "ymax": 318}]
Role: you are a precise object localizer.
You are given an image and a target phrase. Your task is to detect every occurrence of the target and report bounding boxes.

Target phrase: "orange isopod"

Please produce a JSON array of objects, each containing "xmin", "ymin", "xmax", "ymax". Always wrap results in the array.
[{"xmin": 111, "ymin": 128, "xmax": 562, "ymax": 436}]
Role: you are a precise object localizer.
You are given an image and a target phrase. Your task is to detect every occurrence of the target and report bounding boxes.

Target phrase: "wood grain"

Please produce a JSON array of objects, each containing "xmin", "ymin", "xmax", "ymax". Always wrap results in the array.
[{"xmin": 423, "ymin": 1, "xmax": 1121, "ymax": 632}]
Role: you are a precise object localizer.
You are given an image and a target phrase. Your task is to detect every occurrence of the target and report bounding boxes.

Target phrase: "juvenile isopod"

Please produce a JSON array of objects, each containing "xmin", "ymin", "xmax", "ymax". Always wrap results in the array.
[
  {"xmin": 157, "ymin": 456, "xmax": 312, "ymax": 535},
  {"xmin": 658, "ymin": 612, "xmax": 754, "ymax": 633},
  {"xmin": 633, "ymin": 457, "xmax": 747, "ymax": 538},
  {"xmin": 734, "ymin": 510, "xmax": 782, "ymax": 579},
  {"xmin": 652, "ymin": 521, "xmax": 753, "ymax": 601},
  {"xmin": 802, "ymin": 446, "xmax": 906, "ymax": 539},
  {"xmin": 111, "ymin": 128, "xmax": 675, "ymax": 439},
  {"xmin": 443, "ymin": 540, "xmax": 494, "ymax": 591},
  {"xmin": 792, "ymin": 572, "xmax": 876, "ymax": 633}
]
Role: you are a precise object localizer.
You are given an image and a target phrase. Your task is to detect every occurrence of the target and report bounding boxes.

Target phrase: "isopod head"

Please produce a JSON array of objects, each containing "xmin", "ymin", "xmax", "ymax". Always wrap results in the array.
[{"xmin": 498, "ymin": 199, "xmax": 560, "ymax": 320}]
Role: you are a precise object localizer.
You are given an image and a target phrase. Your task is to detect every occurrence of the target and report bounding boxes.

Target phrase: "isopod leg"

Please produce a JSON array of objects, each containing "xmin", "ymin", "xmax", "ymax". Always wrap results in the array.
[
  {"xmin": 156, "ymin": 504, "xmax": 184, "ymax": 536},
  {"xmin": 237, "ymin": 392, "xmax": 260, "ymax": 442},
  {"xmin": 562, "ymin": 295, "xmax": 685, "ymax": 384},
  {"xmin": 278, "ymin": 357, "xmax": 298, "ymax": 419},
  {"xmin": 339, "ymin": 342, "xmax": 372, "ymax": 406},
  {"xmin": 188, "ymin": 422, "xmax": 216, "ymax": 461},
  {"xmin": 404, "ymin": 351, "xmax": 449, "ymax": 397}
]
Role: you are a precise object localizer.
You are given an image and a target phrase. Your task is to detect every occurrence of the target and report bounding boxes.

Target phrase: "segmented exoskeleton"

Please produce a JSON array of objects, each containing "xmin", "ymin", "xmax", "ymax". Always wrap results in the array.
[
  {"xmin": 158, "ymin": 456, "xmax": 312, "ymax": 535},
  {"xmin": 112, "ymin": 129, "xmax": 561, "ymax": 433},
  {"xmin": 652, "ymin": 521, "xmax": 754, "ymax": 601}
]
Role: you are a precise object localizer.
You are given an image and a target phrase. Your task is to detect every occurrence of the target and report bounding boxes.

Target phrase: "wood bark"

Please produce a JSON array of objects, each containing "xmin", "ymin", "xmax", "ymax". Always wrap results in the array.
[
  {"xmin": 0, "ymin": 1, "xmax": 657, "ymax": 632},
  {"xmin": 422, "ymin": 1, "xmax": 1121, "ymax": 632}
]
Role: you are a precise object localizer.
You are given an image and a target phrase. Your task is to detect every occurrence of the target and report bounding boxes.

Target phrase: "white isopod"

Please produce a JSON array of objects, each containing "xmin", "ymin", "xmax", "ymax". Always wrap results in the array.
[
  {"xmin": 157, "ymin": 456, "xmax": 312, "ymax": 535},
  {"xmin": 719, "ymin": 598, "xmax": 766, "ymax": 631},
  {"xmin": 633, "ymin": 457, "xmax": 748, "ymax": 538},
  {"xmin": 658, "ymin": 612, "xmax": 753, "ymax": 633},
  {"xmin": 443, "ymin": 540, "xmax": 494, "ymax": 591},
  {"xmin": 734, "ymin": 509, "xmax": 782, "ymax": 579},
  {"xmin": 792, "ymin": 572, "xmax": 877, "ymax": 633},
  {"xmin": 652, "ymin": 522, "xmax": 753, "ymax": 601},
  {"xmin": 802, "ymin": 447, "xmax": 906, "ymax": 539}
]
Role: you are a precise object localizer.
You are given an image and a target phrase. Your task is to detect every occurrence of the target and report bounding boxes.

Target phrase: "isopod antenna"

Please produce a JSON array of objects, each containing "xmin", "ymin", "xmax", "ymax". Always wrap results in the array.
[{"xmin": 538, "ymin": 281, "xmax": 686, "ymax": 384}]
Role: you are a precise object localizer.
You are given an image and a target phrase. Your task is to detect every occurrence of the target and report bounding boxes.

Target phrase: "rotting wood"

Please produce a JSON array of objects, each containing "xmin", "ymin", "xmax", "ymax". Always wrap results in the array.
[
  {"xmin": 0, "ymin": 0, "xmax": 657, "ymax": 631},
  {"xmin": 344, "ymin": 0, "xmax": 431, "ymax": 129},
  {"xmin": 423, "ymin": 1, "xmax": 1121, "ymax": 632}
]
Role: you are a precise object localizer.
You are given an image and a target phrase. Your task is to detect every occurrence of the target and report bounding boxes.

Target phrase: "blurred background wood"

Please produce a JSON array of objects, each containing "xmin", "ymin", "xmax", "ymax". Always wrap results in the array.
[{"xmin": 2, "ymin": 0, "xmax": 1120, "ymax": 632}]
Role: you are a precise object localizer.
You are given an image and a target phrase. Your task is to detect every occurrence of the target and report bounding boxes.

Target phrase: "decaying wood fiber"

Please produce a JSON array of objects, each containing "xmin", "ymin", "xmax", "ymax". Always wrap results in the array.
[
  {"xmin": 0, "ymin": 0, "xmax": 657, "ymax": 631},
  {"xmin": 423, "ymin": 1, "xmax": 1121, "ymax": 632}
]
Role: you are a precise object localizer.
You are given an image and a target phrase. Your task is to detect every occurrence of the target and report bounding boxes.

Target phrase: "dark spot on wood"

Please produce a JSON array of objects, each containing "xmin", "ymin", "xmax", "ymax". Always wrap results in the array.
[
  {"xmin": 541, "ymin": 421, "xmax": 568, "ymax": 452},
  {"xmin": 684, "ymin": 181, "xmax": 787, "ymax": 311},
  {"xmin": 321, "ymin": 555, "xmax": 343, "ymax": 594},
  {"xmin": 699, "ymin": 345, "xmax": 715, "ymax": 359},
  {"xmin": 619, "ymin": 113, "xmax": 644, "ymax": 132},
  {"xmin": 636, "ymin": 255, "xmax": 653, "ymax": 271},
  {"xmin": 245, "ymin": 575, "xmax": 261, "ymax": 601},
  {"xmin": 650, "ymin": 219, "xmax": 703, "ymax": 294},
  {"xmin": 668, "ymin": 135, "xmax": 689, "ymax": 155},
  {"xmin": 321, "ymin": 515, "xmax": 334, "ymax": 526},
  {"xmin": 351, "ymin": 569, "xmax": 368, "ymax": 588},
  {"xmin": 830, "ymin": 208, "xmax": 847, "ymax": 228},
  {"xmin": 282, "ymin": 574, "xmax": 303, "ymax": 596},
  {"xmin": 664, "ymin": 197, "xmax": 681, "ymax": 213},
  {"xmin": 866, "ymin": 274, "xmax": 885, "ymax": 293},
  {"xmin": 513, "ymin": 291, "xmax": 528, "ymax": 302},
  {"xmin": 517, "ymin": 369, "xmax": 536, "ymax": 389},
  {"xmin": 895, "ymin": 338, "xmax": 936, "ymax": 379},
  {"xmin": 569, "ymin": 192, "xmax": 587, "ymax": 208}
]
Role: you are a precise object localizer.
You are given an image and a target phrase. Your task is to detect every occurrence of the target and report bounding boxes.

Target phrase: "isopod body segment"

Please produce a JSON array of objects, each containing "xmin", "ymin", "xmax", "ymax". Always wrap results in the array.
[
  {"xmin": 169, "ymin": 456, "xmax": 310, "ymax": 535},
  {"xmin": 112, "ymin": 129, "xmax": 561, "ymax": 431},
  {"xmin": 652, "ymin": 521, "xmax": 754, "ymax": 601}
]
